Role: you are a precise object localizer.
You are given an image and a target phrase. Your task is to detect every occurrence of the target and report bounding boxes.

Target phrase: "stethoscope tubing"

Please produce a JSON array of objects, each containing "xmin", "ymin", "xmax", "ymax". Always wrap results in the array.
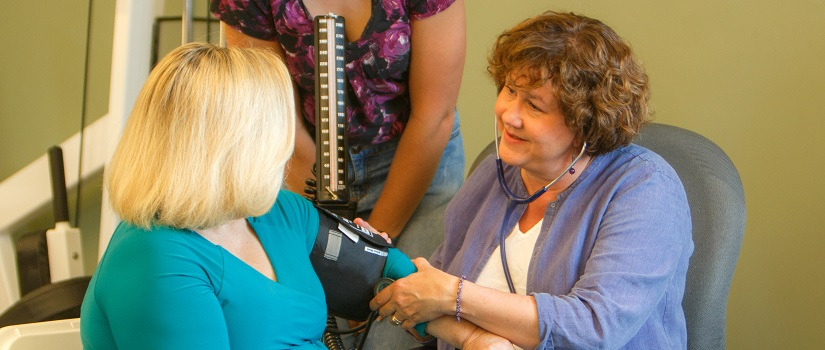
[{"xmin": 493, "ymin": 123, "xmax": 587, "ymax": 293}]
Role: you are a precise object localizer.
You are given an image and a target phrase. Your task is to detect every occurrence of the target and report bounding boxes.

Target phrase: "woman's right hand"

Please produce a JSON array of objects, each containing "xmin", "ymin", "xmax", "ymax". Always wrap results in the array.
[{"xmin": 370, "ymin": 258, "xmax": 458, "ymax": 325}]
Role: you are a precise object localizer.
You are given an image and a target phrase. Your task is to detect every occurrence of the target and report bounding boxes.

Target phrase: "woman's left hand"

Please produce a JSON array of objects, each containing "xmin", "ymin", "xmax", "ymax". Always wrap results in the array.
[{"xmin": 369, "ymin": 257, "xmax": 459, "ymax": 325}]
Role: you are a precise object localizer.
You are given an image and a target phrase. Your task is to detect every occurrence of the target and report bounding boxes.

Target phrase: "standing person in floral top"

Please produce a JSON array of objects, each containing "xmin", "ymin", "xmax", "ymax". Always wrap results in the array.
[{"xmin": 211, "ymin": 0, "xmax": 466, "ymax": 348}]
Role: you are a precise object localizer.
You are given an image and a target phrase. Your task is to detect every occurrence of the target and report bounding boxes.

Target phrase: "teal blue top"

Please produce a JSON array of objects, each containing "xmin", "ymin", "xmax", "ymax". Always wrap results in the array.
[{"xmin": 80, "ymin": 190, "xmax": 415, "ymax": 349}]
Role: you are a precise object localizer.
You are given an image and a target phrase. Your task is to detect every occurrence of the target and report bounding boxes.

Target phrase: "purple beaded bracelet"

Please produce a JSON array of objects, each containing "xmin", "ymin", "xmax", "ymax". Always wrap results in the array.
[{"xmin": 455, "ymin": 275, "xmax": 466, "ymax": 322}]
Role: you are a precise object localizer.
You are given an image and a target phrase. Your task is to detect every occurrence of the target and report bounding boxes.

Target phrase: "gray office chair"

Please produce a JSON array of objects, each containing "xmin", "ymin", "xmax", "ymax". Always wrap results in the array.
[
  {"xmin": 634, "ymin": 123, "xmax": 745, "ymax": 350},
  {"xmin": 469, "ymin": 123, "xmax": 746, "ymax": 350}
]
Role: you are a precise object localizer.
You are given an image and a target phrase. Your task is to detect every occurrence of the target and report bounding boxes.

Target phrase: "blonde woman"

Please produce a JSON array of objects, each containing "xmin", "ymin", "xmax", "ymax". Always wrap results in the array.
[
  {"xmin": 80, "ymin": 43, "xmax": 508, "ymax": 350},
  {"xmin": 80, "ymin": 42, "xmax": 320, "ymax": 349}
]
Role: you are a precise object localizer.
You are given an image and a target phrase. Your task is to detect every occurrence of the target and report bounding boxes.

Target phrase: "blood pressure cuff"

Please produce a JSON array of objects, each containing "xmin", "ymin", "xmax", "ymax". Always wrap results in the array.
[{"xmin": 310, "ymin": 206, "xmax": 394, "ymax": 321}]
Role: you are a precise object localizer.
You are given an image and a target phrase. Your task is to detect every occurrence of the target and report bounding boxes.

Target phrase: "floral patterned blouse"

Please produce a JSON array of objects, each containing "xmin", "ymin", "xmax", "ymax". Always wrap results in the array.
[{"xmin": 211, "ymin": 0, "xmax": 456, "ymax": 146}]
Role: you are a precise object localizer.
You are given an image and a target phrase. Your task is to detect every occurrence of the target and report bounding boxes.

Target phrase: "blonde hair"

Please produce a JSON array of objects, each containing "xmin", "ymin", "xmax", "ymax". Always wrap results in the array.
[{"xmin": 106, "ymin": 42, "xmax": 295, "ymax": 230}]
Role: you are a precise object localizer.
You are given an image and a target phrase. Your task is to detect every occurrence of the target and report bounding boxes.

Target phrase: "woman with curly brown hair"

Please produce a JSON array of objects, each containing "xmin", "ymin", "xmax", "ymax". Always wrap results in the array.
[{"xmin": 369, "ymin": 11, "xmax": 693, "ymax": 349}]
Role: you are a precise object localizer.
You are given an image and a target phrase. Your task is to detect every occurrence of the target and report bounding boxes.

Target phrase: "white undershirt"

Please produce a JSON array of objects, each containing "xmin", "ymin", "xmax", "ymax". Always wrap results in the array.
[
  {"xmin": 474, "ymin": 219, "xmax": 542, "ymax": 350},
  {"xmin": 476, "ymin": 219, "xmax": 543, "ymax": 296}
]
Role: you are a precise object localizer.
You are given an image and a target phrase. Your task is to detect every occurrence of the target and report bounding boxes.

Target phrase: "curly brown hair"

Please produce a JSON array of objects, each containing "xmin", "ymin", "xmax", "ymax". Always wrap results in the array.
[{"xmin": 488, "ymin": 11, "xmax": 651, "ymax": 155}]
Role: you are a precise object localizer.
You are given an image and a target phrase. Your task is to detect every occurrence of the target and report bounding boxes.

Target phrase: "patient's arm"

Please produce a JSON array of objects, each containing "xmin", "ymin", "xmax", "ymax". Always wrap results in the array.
[{"xmin": 424, "ymin": 316, "xmax": 515, "ymax": 350}]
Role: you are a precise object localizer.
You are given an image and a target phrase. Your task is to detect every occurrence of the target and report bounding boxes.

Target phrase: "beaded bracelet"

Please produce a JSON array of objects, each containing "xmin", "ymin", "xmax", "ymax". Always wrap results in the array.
[{"xmin": 455, "ymin": 275, "xmax": 466, "ymax": 322}]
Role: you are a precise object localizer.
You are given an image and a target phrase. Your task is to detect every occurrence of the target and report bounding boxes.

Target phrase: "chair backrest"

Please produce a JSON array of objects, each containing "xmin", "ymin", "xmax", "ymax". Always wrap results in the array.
[
  {"xmin": 0, "ymin": 318, "xmax": 81, "ymax": 350},
  {"xmin": 633, "ymin": 123, "xmax": 745, "ymax": 350},
  {"xmin": 468, "ymin": 123, "xmax": 746, "ymax": 350}
]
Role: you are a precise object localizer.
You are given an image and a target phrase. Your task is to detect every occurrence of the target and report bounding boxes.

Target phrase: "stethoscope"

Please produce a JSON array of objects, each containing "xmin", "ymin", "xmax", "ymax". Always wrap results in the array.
[{"xmin": 493, "ymin": 124, "xmax": 588, "ymax": 293}]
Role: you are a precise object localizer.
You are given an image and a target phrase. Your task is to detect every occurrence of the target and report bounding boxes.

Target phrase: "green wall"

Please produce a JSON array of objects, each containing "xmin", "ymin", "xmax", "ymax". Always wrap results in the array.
[
  {"xmin": 2, "ymin": 0, "xmax": 824, "ymax": 348},
  {"xmin": 0, "ymin": 1, "xmax": 113, "ymax": 274},
  {"xmin": 0, "ymin": 0, "xmax": 113, "ymax": 181}
]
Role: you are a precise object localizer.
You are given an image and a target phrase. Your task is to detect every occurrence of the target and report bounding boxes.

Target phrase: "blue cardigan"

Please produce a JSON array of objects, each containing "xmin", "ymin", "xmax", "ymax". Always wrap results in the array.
[{"xmin": 432, "ymin": 144, "xmax": 694, "ymax": 349}]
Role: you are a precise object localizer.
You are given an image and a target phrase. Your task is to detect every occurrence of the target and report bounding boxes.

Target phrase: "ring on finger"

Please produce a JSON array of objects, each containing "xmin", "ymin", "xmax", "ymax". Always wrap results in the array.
[{"xmin": 390, "ymin": 315, "xmax": 403, "ymax": 326}]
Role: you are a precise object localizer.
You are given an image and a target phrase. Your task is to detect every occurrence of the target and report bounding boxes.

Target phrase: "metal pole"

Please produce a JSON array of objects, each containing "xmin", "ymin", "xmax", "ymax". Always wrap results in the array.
[
  {"xmin": 182, "ymin": 0, "xmax": 193, "ymax": 44},
  {"xmin": 219, "ymin": 21, "xmax": 226, "ymax": 47}
]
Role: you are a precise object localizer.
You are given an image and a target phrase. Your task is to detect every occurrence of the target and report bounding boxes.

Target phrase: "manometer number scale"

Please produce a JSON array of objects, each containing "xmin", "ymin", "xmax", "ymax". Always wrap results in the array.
[{"xmin": 314, "ymin": 14, "xmax": 351, "ymax": 207}]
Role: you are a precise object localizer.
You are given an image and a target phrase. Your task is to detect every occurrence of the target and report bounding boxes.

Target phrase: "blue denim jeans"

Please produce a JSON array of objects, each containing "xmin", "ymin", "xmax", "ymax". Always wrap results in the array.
[
  {"xmin": 342, "ymin": 113, "xmax": 465, "ymax": 350},
  {"xmin": 348, "ymin": 112, "xmax": 464, "ymax": 259}
]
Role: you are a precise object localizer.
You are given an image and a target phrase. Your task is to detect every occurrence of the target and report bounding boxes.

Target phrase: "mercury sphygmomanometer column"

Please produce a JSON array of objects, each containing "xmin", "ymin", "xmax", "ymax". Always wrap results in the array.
[{"xmin": 313, "ymin": 13, "xmax": 357, "ymax": 219}]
